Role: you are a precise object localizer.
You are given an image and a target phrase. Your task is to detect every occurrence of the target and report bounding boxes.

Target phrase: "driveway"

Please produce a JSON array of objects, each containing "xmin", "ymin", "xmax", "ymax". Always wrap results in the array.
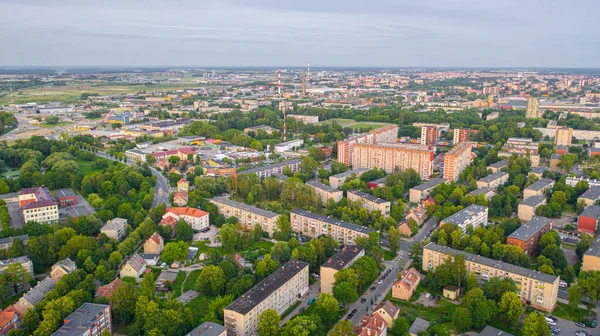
[
  {"xmin": 6, "ymin": 202, "xmax": 24, "ymax": 228},
  {"xmin": 280, "ymin": 279, "xmax": 321, "ymax": 325}
]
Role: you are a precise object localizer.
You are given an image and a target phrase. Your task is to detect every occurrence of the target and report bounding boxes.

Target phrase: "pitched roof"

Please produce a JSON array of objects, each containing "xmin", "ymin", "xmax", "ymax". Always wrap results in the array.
[
  {"xmin": 164, "ymin": 207, "xmax": 209, "ymax": 218},
  {"xmin": 20, "ymin": 277, "xmax": 56, "ymax": 308},
  {"xmin": 124, "ymin": 255, "xmax": 146, "ymax": 273},
  {"xmin": 409, "ymin": 317, "xmax": 430, "ymax": 335},
  {"xmin": 0, "ymin": 305, "xmax": 20, "ymax": 328},
  {"xmin": 146, "ymin": 232, "xmax": 163, "ymax": 246},
  {"xmin": 95, "ymin": 278, "xmax": 123, "ymax": 299},
  {"xmin": 52, "ymin": 258, "xmax": 77, "ymax": 274},
  {"xmin": 374, "ymin": 300, "xmax": 399, "ymax": 319},
  {"xmin": 394, "ymin": 267, "xmax": 420, "ymax": 290}
]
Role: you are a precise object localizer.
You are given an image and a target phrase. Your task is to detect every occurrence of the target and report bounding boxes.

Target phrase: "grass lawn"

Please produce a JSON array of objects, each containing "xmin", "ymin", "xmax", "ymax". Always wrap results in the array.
[
  {"xmin": 186, "ymin": 295, "xmax": 213, "ymax": 325},
  {"xmin": 321, "ymin": 118, "xmax": 355, "ymax": 126},
  {"xmin": 191, "ymin": 241, "xmax": 226, "ymax": 256},
  {"xmin": 552, "ymin": 301, "xmax": 594, "ymax": 323},
  {"xmin": 383, "ymin": 249, "xmax": 397, "ymax": 261},
  {"xmin": 76, "ymin": 157, "xmax": 115, "ymax": 175},
  {"xmin": 183, "ymin": 270, "xmax": 202, "ymax": 293},
  {"xmin": 346, "ymin": 122, "xmax": 393, "ymax": 131},
  {"xmin": 171, "ymin": 271, "xmax": 187, "ymax": 298},
  {"xmin": 387, "ymin": 295, "xmax": 457, "ymax": 330},
  {"xmin": 38, "ymin": 122, "xmax": 73, "ymax": 128}
]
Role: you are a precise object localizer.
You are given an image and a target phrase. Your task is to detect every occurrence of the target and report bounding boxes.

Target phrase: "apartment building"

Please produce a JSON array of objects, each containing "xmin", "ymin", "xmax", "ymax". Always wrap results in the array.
[
  {"xmin": 337, "ymin": 125, "xmax": 398, "ymax": 166},
  {"xmin": 578, "ymin": 187, "xmax": 600, "ymax": 207},
  {"xmin": 160, "ymin": 207, "xmax": 210, "ymax": 232},
  {"xmin": 555, "ymin": 127, "xmax": 573, "ymax": 146},
  {"xmin": 100, "ymin": 218, "xmax": 127, "ymax": 240},
  {"xmin": 274, "ymin": 139, "xmax": 304, "ymax": 153},
  {"xmin": 507, "ymin": 217, "xmax": 552, "ymax": 256},
  {"xmin": 306, "ymin": 180, "xmax": 343, "ymax": 204},
  {"xmin": 0, "ymin": 256, "xmax": 34, "ymax": 275},
  {"xmin": 577, "ymin": 205, "xmax": 600, "ymax": 234},
  {"xmin": 523, "ymin": 178, "xmax": 554, "ymax": 200},
  {"xmin": 50, "ymin": 258, "xmax": 77, "ymax": 281},
  {"xmin": 241, "ymin": 159, "xmax": 301, "ymax": 179},
  {"xmin": 420, "ymin": 126, "xmax": 437, "ymax": 146},
  {"xmin": 187, "ymin": 322, "xmax": 227, "ymax": 336},
  {"xmin": 329, "ymin": 168, "xmax": 367, "ymax": 189},
  {"xmin": 224, "ymin": 260, "xmax": 309, "ymax": 336},
  {"xmin": 18, "ymin": 187, "xmax": 59, "ymax": 224},
  {"xmin": 51, "ymin": 303, "xmax": 112, "ymax": 336},
  {"xmin": 125, "ymin": 149, "xmax": 147, "ymax": 163},
  {"xmin": 14, "ymin": 277, "xmax": 56, "ymax": 313},
  {"xmin": 476, "ymin": 171, "xmax": 509, "ymax": 189},
  {"xmin": 54, "ymin": 188, "xmax": 77, "ymax": 208},
  {"xmin": 582, "ymin": 238, "xmax": 600, "ymax": 271},
  {"xmin": 210, "ymin": 197, "xmax": 280, "ymax": 237},
  {"xmin": 351, "ymin": 143, "xmax": 434, "ymax": 179},
  {"xmin": 453, "ymin": 128, "xmax": 470, "ymax": 144},
  {"xmin": 526, "ymin": 97, "xmax": 541, "ymax": 118},
  {"xmin": 423, "ymin": 243, "xmax": 559, "ymax": 312},
  {"xmin": 443, "ymin": 142, "xmax": 473, "ymax": 182},
  {"xmin": 412, "ymin": 123, "xmax": 450, "ymax": 136},
  {"xmin": 288, "ymin": 114, "xmax": 319, "ymax": 124},
  {"xmin": 320, "ymin": 245, "xmax": 365, "ymax": 294},
  {"xmin": 347, "ymin": 190, "xmax": 391, "ymax": 217},
  {"xmin": 488, "ymin": 159, "xmax": 508, "ymax": 173},
  {"xmin": 409, "ymin": 178, "xmax": 444, "ymax": 203},
  {"xmin": 440, "ymin": 205, "xmax": 488, "ymax": 233},
  {"xmin": 290, "ymin": 210, "xmax": 374, "ymax": 245},
  {"xmin": 518, "ymin": 195, "xmax": 547, "ymax": 222},
  {"xmin": 498, "ymin": 138, "xmax": 540, "ymax": 167},
  {"xmin": 0, "ymin": 235, "xmax": 29, "ymax": 250}
]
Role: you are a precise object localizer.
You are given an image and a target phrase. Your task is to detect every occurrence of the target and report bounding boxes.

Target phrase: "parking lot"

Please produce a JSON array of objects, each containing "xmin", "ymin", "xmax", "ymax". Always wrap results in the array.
[{"xmin": 551, "ymin": 314, "xmax": 595, "ymax": 336}]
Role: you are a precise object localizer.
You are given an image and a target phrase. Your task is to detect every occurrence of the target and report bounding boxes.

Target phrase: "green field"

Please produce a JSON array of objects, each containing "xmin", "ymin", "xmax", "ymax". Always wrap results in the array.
[
  {"xmin": 38, "ymin": 122, "xmax": 73, "ymax": 129},
  {"xmin": 321, "ymin": 118, "xmax": 355, "ymax": 126},
  {"xmin": 346, "ymin": 122, "xmax": 394, "ymax": 131},
  {"xmin": 186, "ymin": 295, "xmax": 213, "ymax": 325},
  {"xmin": 552, "ymin": 301, "xmax": 594, "ymax": 323},
  {"xmin": 76, "ymin": 157, "xmax": 117, "ymax": 175}
]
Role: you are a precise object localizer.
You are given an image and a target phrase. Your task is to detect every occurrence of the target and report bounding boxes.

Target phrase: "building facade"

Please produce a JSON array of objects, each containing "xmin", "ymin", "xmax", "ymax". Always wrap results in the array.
[
  {"xmin": 582, "ymin": 238, "xmax": 600, "ymax": 271},
  {"xmin": 329, "ymin": 169, "xmax": 367, "ymax": 189},
  {"xmin": 523, "ymin": 178, "xmax": 555, "ymax": 200},
  {"xmin": 506, "ymin": 217, "xmax": 552, "ymax": 256},
  {"xmin": 100, "ymin": 218, "xmax": 127, "ymax": 240},
  {"xmin": 526, "ymin": 97, "xmax": 541, "ymax": 118},
  {"xmin": 518, "ymin": 196, "xmax": 546, "ymax": 222},
  {"xmin": 351, "ymin": 143, "xmax": 434, "ymax": 179},
  {"xmin": 337, "ymin": 125, "xmax": 398, "ymax": 166},
  {"xmin": 18, "ymin": 187, "xmax": 59, "ymax": 224},
  {"xmin": 306, "ymin": 180, "xmax": 343, "ymax": 204},
  {"xmin": 161, "ymin": 207, "xmax": 210, "ymax": 232},
  {"xmin": 392, "ymin": 267, "xmax": 421, "ymax": 301},
  {"xmin": 210, "ymin": 197, "xmax": 280, "ymax": 237},
  {"xmin": 443, "ymin": 142, "xmax": 473, "ymax": 182},
  {"xmin": 453, "ymin": 128, "xmax": 470, "ymax": 144},
  {"xmin": 240, "ymin": 159, "xmax": 301, "ymax": 179},
  {"xmin": 320, "ymin": 245, "xmax": 365, "ymax": 294},
  {"xmin": 555, "ymin": 127, "xmax": 573, "ymax": 146},
  {"xmin": 577, "ymin": 205, "xmax": 600, "ymax": 234},
  {"xmin": 476, "ymin": 171, "xmax": 509, "ymax": 189},
  {"xmin": 290, "ymin": 210, "xmax": 374, "ymax": 245},
  {"xmin": 51, "ymin": 303, "xmax": 112, "ymax": 336},
  {"xmin": 347, "ymin": 190, "xmax": 391, "ymax": 217},
  {"xmin": 409, "ymin": 178, "xmax": 444, "ymax": 204},
  {"xmin": 440, "ymin": 205, "xmax": 488, "ymax": 233},
  {"xmin": 420, "ymin": 126, "xmax": 437, "ymax": 146}
]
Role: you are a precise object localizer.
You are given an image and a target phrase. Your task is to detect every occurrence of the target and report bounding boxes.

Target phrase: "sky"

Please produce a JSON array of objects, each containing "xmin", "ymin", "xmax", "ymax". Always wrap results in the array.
[{"xmin": 0, "ymin": 0, "xmax": 599, "ymax": 68}]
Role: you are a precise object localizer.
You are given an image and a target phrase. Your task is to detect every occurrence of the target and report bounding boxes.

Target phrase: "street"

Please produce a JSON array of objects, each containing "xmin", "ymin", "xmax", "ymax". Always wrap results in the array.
[{"xmin": 400, "ymin": 217, "xmax": 437, "ymax": 252}]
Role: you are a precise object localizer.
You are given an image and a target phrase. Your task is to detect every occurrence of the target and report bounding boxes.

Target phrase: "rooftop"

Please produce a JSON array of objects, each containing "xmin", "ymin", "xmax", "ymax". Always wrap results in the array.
[
  {"xmin": 425, "ymin": 242, "xmax": 558, "ymax": 284},
  {"xmin": 330, "ymin": 168, "xmax": 368, "ymax": 180},
  {"xmin": 489, "ymin": 159, "xmax": 509, "ymax": 169},
  {"xmin": 508, "ymin": 216, "xmax": 552, "ymax": 242},
  {"xmin": 102, "ymin": 217, "xmax": 127, "ymax": 231},
  {"xmin": 0, "ymin": 234, "xmax": 29, "ymax": 246},
  {"xmin": 525, "ymin": 178, "xmax": 554, "ymax": 192},
  {"xmin": 580, "ymin": 204, "xmax": 600, "ymax": 219},
  {"xmin": 241, "ymin": 159, "xmax": 302, "ymax": 175},
  {"xmin": 520, "ymin": 195, "xmax": 546, "ymax": 207},
  {"xmin": 291, "ymin": 209, "xmax": 375, "ymax": 235},
  {"xmin": 164, "ymin": 207, "xmax": 209, "ymax": 218},
  {"xmin": 54, "ymin": 188, "xmax": 76, "ymax": 198},
  {"xmin": 410, "ymin": 178, "xmax": 444, "ymax": 191},
  {"xmin": 307, "ymin": 180, "xmax": 339, "ymax": 193},
  {"xmin": 348, "ymin": 190, "xmax": 390, "ymax": 204},
  {"xmin": 210, "ymin": 197, "xmax": 279, "ymax": 219},
  {"xmin": 225, "ymin": 260, "xmax": 309, "ymax": 315},
  {"xmin": 321, "ymin": 245, "xmax": 364, "ymax": 270},
  {"xmin": 22, "ymin": 277, "xmax": 56, "ymax": 306},
  {"xmin": 440, "ymin": 205, "xmax": 488, "ymax": 225},
  {"xmin": 467, "ymin": 187, "xmax": 495, "ymax": 197},
  {"xmin": 408, "ymin": 317, "xmax": 430, "ymax": 335},
  {"xmin": 583, "ymin": 238, "xmax": 600, "ymax": 258},
  {"xmin": 51, "ymin": 303, "xmax": 109, "ymax": 336},
  {"xmin": 479, "ymin": 325, "xmax": 515, "ymax": 336},
  {"xmin": 580, "ymin": 187, "xmax": 600, "ymax": 201},
  {"xmin": 478, "ymin": 171, "xmax": 508, "ymax": 184},
  {"xmin": 186, "ymin": 322, "xmax": 226, "ymax": 336}
]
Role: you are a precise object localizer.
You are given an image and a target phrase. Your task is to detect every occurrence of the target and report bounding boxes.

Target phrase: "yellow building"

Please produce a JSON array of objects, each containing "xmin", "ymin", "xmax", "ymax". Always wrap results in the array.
[
  {"xmin": 210, "ymin": 197, "xmax": 280, "ymax": 237},
  {"xmin": 347, "ymin": 190, "xmax": 391, "ymax": 217},
  {"xmin": 319, "ymin": 246, "xmax": 365, "ymax": 294},
  {"xmin": 306, "ymin": 180, "xmax": 343, "ymax": 204},
  {"xmin": 290, "ymin": 209, "xmax": 374, "ymax": 245},
  {"xmin": 423, "ymin": 243, "xmax": 559, "ymax": 312},
  {"xmin": 582, "ymin": 238, "xmax": 600, "ymax": 271}
]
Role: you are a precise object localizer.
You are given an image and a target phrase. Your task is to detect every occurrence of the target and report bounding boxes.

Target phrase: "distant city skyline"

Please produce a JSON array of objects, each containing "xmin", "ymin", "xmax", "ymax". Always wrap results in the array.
[{"xmin": 1, "ymin": 0, "xmax": 599, "ymax": 68}]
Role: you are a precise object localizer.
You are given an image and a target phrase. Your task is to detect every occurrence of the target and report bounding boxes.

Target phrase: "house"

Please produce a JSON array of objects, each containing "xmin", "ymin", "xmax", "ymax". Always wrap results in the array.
[
  {"xmin": 173, "ymin": 191, "xmax": 189, "ymax": 206},
  {"xmin": 177, "ymin": 178, "xmax": 189, "ymax": 192},
  {"xmin": 579, "ymin": 187, "xmax": 600, "ymax": 207},
  {"xmin": 443, "ymin": 285, "xmax": 460, "ymax": 300},
  {"xmin": 480, "ymin": 325, "xmax": 514, "ymax": 336},
  {"xmin": 372, "ymin": 300, "xmax": 399, "ymax": 326},
  {"xmin": 354, "ymin": 313, "xmax": 387, "ymax": 336},
  {"xmin": 518, "ymin": 195, "xmax": 546, "ymax": 222},
  {"xmin": 54, "ymin": 188, "xmax": 78, "ymax": 208},
  {"xmin": 578, "ymin": 205, "xmax": 600, "ymax": 234},
  {"xmin": 392, "ymin": 268, "xmax": 420, "ymax": 301},
  {"xmin": 142, "ymin": 254, "xmax": 160, "ymax": 266},
  {"xmin": 186, "ymin": 322, "xmax": 227, "ymax": 336},
  {"xmin": 52, "ymin": 303, "xmax": 112, "ymax": 336},
  {"xmin": 422, "ymin": 195, "xmax": 436, "ymax": 208},
  {"xmin": 408, "ymin": 317, "xmax": 430, "ymax": 336},
  {"xmin": 0, "ymin": 235, "xmax": 29, "ymax": 250},
  {"xmin": 50, "ymin": 258, "xmax": 77, "ymax": 281},
  {"xmin": 160, "ymin": 207, "xmax": 210, "ymax": 232},
  {"xmin": 120, "ymin": 255, "xmax": 146, "ymax": 279},
  {"xmin": 232, "ymin": 253, "xmax": 250, "ymax": 269},
  {"xmin": 156, "ymin": 270, "xmax": 179, "ymax": 292},
  {"xmin": 95, "ymin": 278, "xmax": 123, "ymax": 299},
  {"xmin": 398, "ymin": 221, "xmax": 412, "ymax": 237},
  {"xmin": 14, "ymin": 277, "xmax": 56, "ymax": 313},
  {"xmin": 144, "ymin": 232, "xmax": 164, "ymax": 254},
  {"xmin": 0, "ymin": 306, "xmax": 21, "ymax": 335},
  {"xmin": 100, "ymin": 217, "xmax": 127, "ymax": 240},
  {"xmin": 405, "ymin": 206, "xmax": 427, "ymax": 226}
]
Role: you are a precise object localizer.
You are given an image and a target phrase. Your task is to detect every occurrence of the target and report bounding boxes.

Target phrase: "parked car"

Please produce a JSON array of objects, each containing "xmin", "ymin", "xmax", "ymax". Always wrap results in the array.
[
  {"xmin": 361, "ymin": 298, "xmax": 367, "ymax": 303},
  {"xmin": 425, "ymin": 293, "xmax": 431, "ymax": 298},
  {"xmin": 434, "ymin": 296, "xmax": 441, "ymax": 301},
  {"xmin": 575, "ymin": 330, "xmax": 588, "ymax": 336},
  {"xmin": 576, "ymin": 322, "xmax": 586, "ymax": 328},
  {"xmin": 377, "ymin": 280, "xmax": 383, "ymax": 284},
  {"xmin": 371, "ymin": 286, "xmax": 376, "ymax": 292},
  {"xmin": 298, "ymin": 307, "xmax": 305, "ymax": 313}
]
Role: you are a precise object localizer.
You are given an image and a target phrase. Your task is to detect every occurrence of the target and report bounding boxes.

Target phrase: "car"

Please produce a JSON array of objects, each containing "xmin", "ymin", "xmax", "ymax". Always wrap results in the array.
[
  {"xmin": 576, "ymin": 322, "xmax": 586, "ymax": 328},
  {"xmin": 371, "ymin": 286, "xmax": 376, "ymax": 292},
  {"xmin": 298, "ymin": 307, "xmax": 305, "ymax": 313},
  {"xmin": 550, "ymin": 326, "xmax": 560, "ymax": 332},
  {"xmin": 434, "ymin": 296, "xmax": 441, "ymax": 301},
  {"xmin": 575, "ymin": 330, "xmax": 588, "ymax": 336},
  {"xmin": 429, "ymin": 295, "xmax": 435, "ymax": 301},
  {"xmin": 271, "ymin": 239, "xmax": 277, "ymax": 243},
  {"xmin": 361, "ymin": 298, "xmax": 367, "ymax": 303},
  {"xmin": 389, "ymin": 266, "xmax": 394, "ymax": 270},
  {"xmin": 160, "ymin": 262, "xmax": 167, "ymax": 268},
  {"xmin": 547, "ymin": 316, "xmax": 557, "ymax": 322},
  {"xmin": 351, "ymin": 309, "xmax": 357, "ymax": 314},
  {"xmin": 425, "ymin": 293, "xmax": 431, "ymax": 298},
  {"xmin": 377, "ymin": 280, "xmax": 383, "ymax": 284},
  {"xmin": 311, "ymin": 273, "xmax": 320, "ymax": 278}
]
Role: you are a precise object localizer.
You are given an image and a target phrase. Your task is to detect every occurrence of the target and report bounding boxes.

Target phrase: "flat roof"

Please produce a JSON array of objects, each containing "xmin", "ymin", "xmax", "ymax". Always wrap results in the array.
[
  {"xmin": 186, "ymin": 322, "xmax": 226, "ymax": 336},
  {"xmin": 467, "ymin": 187, "xmax": 495, "ymax": 197},
  {"xmin": 525, "ymin": 178, "xmax": 554, "ymax": 191},
  {"xmin": 478, "ymin": 171, "xmax": 508, "ymax": 184},
  {"xmin": 520, "ymin": 195, "xmax": 546, "ymax": 207},
  {"xmin": 441, "ymin": 205, "xmax": 487, "ymax": 225},
  {"xmin": 425, "ymin": 242, "xmax": 558, "ymax": 284},
  {"xmin": 480, "ymin": 325, "xmax": 514, "ymax": 336},
  {"xmin": 584, "ymin": 238, "xmax": 600, "ymax": 258},
  {"xmin": 321, "ymin": 245, "xmax": 364, "ymax": 270},
  {"xmin": 508, "ymin": 216, "xmax": 551, "ymax": 242},
  {"xmin": 489, "ymin": 159, "xmax": 509, "ymax": 169},
  {"xmin": 52, "ymin": 303, "xmax": 109, "ymax": 336},
  {"xmin": 347, "ymin": 190, "xmax": 390, "ymax": 204},
  {"xmin": 411, "ymin": 178, "xmax": 444, "ymax": 191},
  {"xmin": 54, "ymin": 188, "xmax": 76, "ymax": 198},
  {"xmin": 580, "ymin": 204, "xmax": 600, "ymax": 219},
  {"xmin": 307, "ymin": 180, "xmax": 339, "ymax": 193},
  {"xmin": 225, "ymin": 260, "xmax": 309, "ymax": 315},
  {"xmin": 291, "ymin": 209, "xmax": 375, "ymax": 235},
  {"xmin": 210, "ymin": 197, "xmax": 280, "ymax": 219},
  {"xmin": 241, "ymin": 159, "xmax": 302, "ymax": 175},
  {"xmin": 330, "ymin": 168, "xmax": 368, "ymax": 179}
]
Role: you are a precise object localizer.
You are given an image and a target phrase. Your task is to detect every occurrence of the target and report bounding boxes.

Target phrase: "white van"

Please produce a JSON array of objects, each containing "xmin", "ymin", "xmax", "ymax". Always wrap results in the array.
[{"xmin": 559, "ymin": 280, "xmax": 568, "ymax": 288}]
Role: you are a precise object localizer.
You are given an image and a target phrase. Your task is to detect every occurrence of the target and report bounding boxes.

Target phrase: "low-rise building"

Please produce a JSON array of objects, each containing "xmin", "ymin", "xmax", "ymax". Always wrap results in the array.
[
  {"xmin": 507, "ymin": 217, "xmax": 552, "ymax": 256},
  {"xmin": 347, "ymin": 190, "xmax": 391, "ymax": 217},
  {"xmin": 329, "ymin": 168, "xmax": 368, "ymax": 189},
  {"xmin": 240, "ymin": 159, "xmax": 302, "ymax": 179},
  {"xmin": 392, "ymin": 267, "xmax": 421, "ymax": 301},
  {"xmin": 243, "ymin": 125, "xmax": 277, "ymax": 135},
  {"xmin": 0, "ymin": 256, "xmax": 34, "ymax": 275},
  {"xmin": 120, "ymin": 255, "xmax": 146, "ymax": 279},
  {"xmin": 224, "ymin": 260, "xmax": 309, "ymax": 336},
  {"xmin": 100, "ymin": 217, "xmax": 127, "ymax": 240},
  {"xmin": 320, "ymin": 245, "xmax": 365, "ymax": 294},
  {"xmin": 186, "ymin": 322, "xmax": 227, "ymax": 336},
  {"xmin": 125, "ymin": 149, "xmax": 147, "ymax": 163},
  {"xmin": 409, "ymin": 318, "xmax": 430, "ymax": 336},
  {"xmin": 306, "ymin": 180, "xmax": 343, "ymax": 204},
  {"xmin": 0, "ymin": 305, "xmax": 22, "ymax": 335},
  {"xmin": 144, "ymin": 232, "xmax": 165, "ymax": 254},
  {"xmin": 210, "ymin": 197, "xmax": 280, "ymax": 237},
  {"xmin": 14, "ymin": 277, "xmax": 56, "ymax": 313},
  {"xmin": 371, "ymin": 300, "xmax": 399, "ymax": 327},
  {"xmin": 476, "ymin": 172, "xmax": 509, "ymax": 189},
  {"xmin": 95, "ymin": 278, "xmax": 123, "ymax": 300},
  {"xmin": 523, "ymin": 178, "xmax": 554, "ymax": 200},
  {"xmin": 440, "ymin": 205, "xmax": 488, "ymax": 233},
  {"xmin": 18, "ymin": 187, "xmax": 59, "ymax": 224},
  {"xmin": 578, "ymin": 205, "xmax": 600, "ymax": 234},
  {"xmin": 409, "ymin": 178, "xmax": 444, "ymax": 204},
  {"xmin": 488, "ymin": 159, "xmax": 508, "ymax": 173},
  {"xmin": 354, "ymin": 313, "xmax": 387, "ymax": 336},
  {"xmin": 579, "ymin": 187, "xmax": 600, "ymax": 207},
  {"xmin": 443, "ymin": 285, "xmax": 460, "ymax": 300},
  {"xmin": 480, "ymin": 326, "xmax": 514, "ymax": 336},
  {"xmin": 51, "ymin": 303, "xmax": 112, "ymax": 336},
  {"xmin": 0, "ymin": 235, "xmax": 29, "ymax": 250},
  {"xmin": 582, "ymin": 238, "xmax": 600, "ymax": 271},
  {"xmin": 423, "ymin": 243, "xmax": 559, "ymax": 312},
  {"xmin": 274, "ymin": 139, "xmax": 304, "ymax": 153},
  {"xmin": 160, "ymin": 207, "xmax": 210, "ymax": 232},
  {"xmin": 50, "ymin": 258, "xmax": 77, "ymax": 281},
  {"xmin": 290, "ymin": 210, "xmax": 374, "ymax": 245},
  {"xmin": 54, "ymin": 188, "xmax": 78, "ymax": 208},
  {"xmin": 518, "ymin": 195, "xmax": 547, "ymax": 222},
  {"xmin": 466, "ymin": 187, "xmax": 496, "ymax": 200}
]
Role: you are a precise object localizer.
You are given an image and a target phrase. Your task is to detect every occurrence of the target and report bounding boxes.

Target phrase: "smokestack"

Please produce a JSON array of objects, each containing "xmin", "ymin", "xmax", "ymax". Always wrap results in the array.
[
  {"xmin": 277, "ymin": 69, "xmax": 282, "ymax": 95},
  {"xmin": 307, "ymin": 61, "xmax": 310, "ymax": 86},
  {"xmin": 302, "ymin": 71, "xmax": 306, "ymax": 97}
]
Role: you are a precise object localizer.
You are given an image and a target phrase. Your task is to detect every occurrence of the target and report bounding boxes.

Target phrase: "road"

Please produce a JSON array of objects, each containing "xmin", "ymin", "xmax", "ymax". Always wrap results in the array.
[
  {"xmin": 399, "ymin": 217, "xmax": 437, "ymax": 252},
  {"xmin": 94, "ymin": 151, "xmax": 170, "ymax": 208}
]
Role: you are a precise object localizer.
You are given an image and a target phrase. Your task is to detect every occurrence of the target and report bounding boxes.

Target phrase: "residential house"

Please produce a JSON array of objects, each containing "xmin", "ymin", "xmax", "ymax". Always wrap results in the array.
[
  {"xmin": 95, "ymin": 278, "xmax": 123, "ymax": 300},
  {"xmin": 144, "ymin": 232, "xmax": 164, "ymax": 254},
  {"xmin": 173, "ymin": 191, "xmax": 189, "ymax": 206},
  {"xmin": 409, "ymin": 318, "xmax": 430, "ymax": 336},
  {"xmin": 160, "ymin": 207, "xmax": 210, "ymax": 232},
  {"xmin": 372, "ymin": 300, "xmax": 399, "ymax": 326},
  {"xmin": 392, "ymin": 268, "xmax": 420, "ymax": 301},
  {"xmin": 354, "ymin": 313, "xmax": 387, "ymax": 336},
  {"xmin": 100, "ymin": 217, "xmax": 127, "ymax": 240},
  {"xmin": 14, "ymin": 277, "xmax": 56, "ymax": 313},
  {"xmin": 0, "ymin": 306, "xmax": 21, "ymax": 335},
  {"xmin": 120, "ymin": 255, "xmax": 146, "ymax": 279},
  {"xmin": 0, "ymin": 235, "xmax": 29, "ymax": 250},
  {"xmin": 50, "ymin": 258, "xmax": 77, "ymax": 281}
]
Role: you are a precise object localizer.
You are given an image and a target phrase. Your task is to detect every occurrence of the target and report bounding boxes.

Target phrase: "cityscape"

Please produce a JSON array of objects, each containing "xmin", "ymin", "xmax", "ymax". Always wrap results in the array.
[{"xmin": 1, "ymin": 2, "xmax": 600, "ymax": 336}]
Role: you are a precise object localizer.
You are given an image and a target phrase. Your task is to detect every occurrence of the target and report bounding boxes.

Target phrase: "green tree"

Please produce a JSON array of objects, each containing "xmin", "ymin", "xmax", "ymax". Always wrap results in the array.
[
  {"xmin": 452, "ymin": 307, "xmax": 473, "ymax": 333},
  {"xmin": 314, "ymin": 293, "xmax": 340, "ymax": 324},
  {"xmin": 462, "ymin": 288, "xmax": 497, "ymax": 329},
  {"xmin": 258, "ymin": 309, "xmax": 281, "ymax": 336},
  {"xmin": 499, "ymin": 292, "xmax": 524, "ymax": 327},
  {"xmin": 483, "ymin": 277, "xmax": 516, "ymax": 302},
  {"xmin": 388, "ymin": 226, "xmax": 401, "ymax": 251},
  {"xmin": 329, "ymin": 320, "xmax": 356, "ymax": 336},
  {"xmin": 161, "ymin": 241, "xmax": 188, "ymax": 264},
  {"xmin": 333, "ymin": 282, "xmax": 358, "ymax": 307},
  {"xmin": 175, "ymin": 220, "xmax": 194, "ymax": 241},
  {"xmin": 196, "ymin": 265, "xmax": 226, "ymax": 296},
  {"xmin": 110, "ymin": 282, "xmax": 138, "ymax": 324},
  {"xmin": 139, "ymin": 272, "xmax": 156, "ymax": 300},
  {"xmin": 282, "ymin": 315, "xmax": 320, "ymax": 336},
  {"xmin": 466, "ymin": 273, "xmax": 478, "ymax": 291},
  {"xmin": 255, "ymin": 254, "xmax": 280, "ymax": 279},
  {"xmin": 203, "ymin": 295, "xmax": 233, "ymax": 324},
  {"xmin": 522, "ymin": 312, "xmax": 550, "ymax": 336}
]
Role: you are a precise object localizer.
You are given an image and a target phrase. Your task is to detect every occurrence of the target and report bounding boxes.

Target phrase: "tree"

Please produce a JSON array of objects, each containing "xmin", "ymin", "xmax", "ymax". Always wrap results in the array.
[
  {"xmin": 314, "ymin": 294, "xmax": 339, "ymax": 324},
  {"xmin": 522, "ymin": 312, "xmax": 550, "ymax": 336},
  {"xmin": 388, "ymin": 226, "xmax": 401, "ymax": 251},
  {"xmin": 330, "ymin": 320, "xmax": 356, "ymax": 336},
  {"xmin": 175, "ymin": 220, "xmax": 194, "ymax": 241},
  {"xmin": 540, "ymin": 244, "xmax": 567, "ymax": 271},
  {"xmin": 300, "ymin": 156, "xmax": 319, "ymax": 178},
  {"xmin": 45, "ymin": 116, "xmax": 60, "ymax": 124},
  {"xmin": 483, "ymin": 277, "xmax": 516, "ymax": 302},
  {"xmin": 389, "ymin": 317, "xmax": 409, "ymax": 336},
  {"xmin": 568, "ymin": 270, "xmax": 600, "ymax": 312},
  {"xmin": 466, "ymin": 273, "xmax": 478, "ymax": 291},
  {"xmin": 561, "ymin": 265, "xmax": 575, "ymax": 284},
  {"xmin": 258, "ymin": 309, "xmax": 281, "ymax": 336},
  {"xmin": 140, "ymin": 272, "xmax": 156, "ymax": 300},
  {"xmin": 499, "ymin": 292, "xmax": 523, "ymax": 327},
  {"xmin": 274, "ymin": 214, "xmax": 292, "ymax": 241},
  {"xmin": 462, "ymin": 288, "xmax": 497, "ymax": 329},
  {"xmin": 452, "ymin": 307, "xmax": 473, "ymax": 333},
  {"xmin": 538, "ymin": 264, "xmax": 555, "ymax": 275},
  {"xmin": 282, "ymin": 315, "xmax": 320, "ymax": 336},
  {"xmin": 110, "ymin": 282, "xmax": 138, "ymax": 324},
  {"xmin": 270, "ymin": 242, "xmax": 291, "ymax": 263},
  {"xmin": 255, "ymin": 254, "xmax": 280, "ymax": 279},
  {"xmin": 161, "ymin": 241, "xmax": 188, "ymax": 264},
  {"xmin": 220, "ymin": 223, "xmax": 239, "ymax": 252},
  {"xmin": 333, "ymin": 282, "xmax": 358, "ymax": 307},
  {"xmin": 203, "ymin": 295, "xmax": 233, "ymax": 324},
  {"xmin": 196, "ymin": 265, "xmax": 226, "ymax": 296}
]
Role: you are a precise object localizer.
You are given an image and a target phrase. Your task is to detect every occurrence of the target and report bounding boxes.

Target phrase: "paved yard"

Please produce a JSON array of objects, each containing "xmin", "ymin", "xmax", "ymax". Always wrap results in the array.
[
  {"xmin": 6, "ymin": 201, "xmax": 24, "ymax": 228},
  {"xmin": 193, "ymin": 225, "xmax": 219, "ymax": 243}
]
